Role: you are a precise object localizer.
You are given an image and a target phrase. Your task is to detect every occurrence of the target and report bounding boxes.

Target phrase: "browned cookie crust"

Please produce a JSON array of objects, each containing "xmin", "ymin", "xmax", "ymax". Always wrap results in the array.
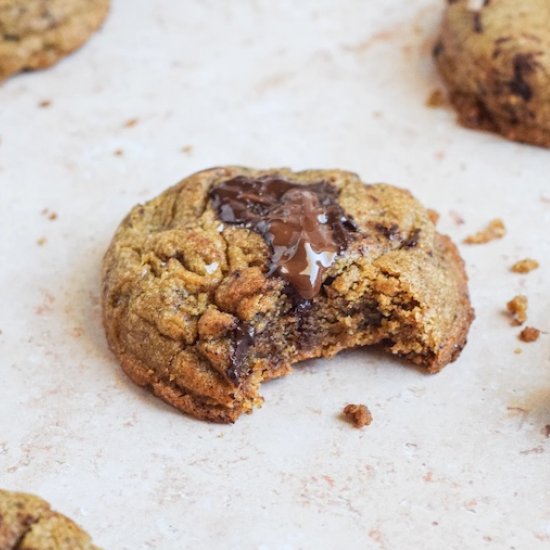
[
  {"xmin": 102, "ymin": 167, "xmax": 474, "ymax": 423},
  {"xmin": 0, "ymin": 489, "xmax": 99, "ymax": 549},
  {"xmin": 0, "ymin": 0, "xmax": 109, "ymax": 81},
  {"xmin": 434, "ymin": 0, "xmax": 550, "ymax": 147}
]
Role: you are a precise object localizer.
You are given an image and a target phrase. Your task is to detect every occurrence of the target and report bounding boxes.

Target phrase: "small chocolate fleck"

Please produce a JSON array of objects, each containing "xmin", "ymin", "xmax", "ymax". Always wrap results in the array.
[
  {"xmin": 473, "ymin": 12, "xmax": 483, "ymax": 33},
  {"xmin": 401, "ymin": 228, "xmax": 421, "ymax": 249},
  {"xmin": 227, "ymin": 324, "xmax": 256, "ymax": 384},
  {"xmin": 375, "ymin": 223, "xmax": 400, "ymax": 241},
  {"xmin": 509, "ymin": 53, "xmax": 541, "ymax": 102},
  {"xmin": 433, "ymin": 40, "xmax": 444, "ymax": 57}
]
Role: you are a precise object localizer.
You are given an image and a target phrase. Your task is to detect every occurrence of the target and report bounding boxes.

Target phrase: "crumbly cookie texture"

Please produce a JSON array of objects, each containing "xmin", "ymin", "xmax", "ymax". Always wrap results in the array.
[
  {"xmin": 434, "ymin": 0, "xmax": 550, "ymax": 147},
  {"xmin": 102, "ymin": 167, "xmax": 474, "ymax": 423},
  {"xmin": 0, "ymin": 0, "xmax": 109, "ymax": 81},
  {"xmin": 0, "ymin": 489, "xmax": 99, "ymax": 550}
]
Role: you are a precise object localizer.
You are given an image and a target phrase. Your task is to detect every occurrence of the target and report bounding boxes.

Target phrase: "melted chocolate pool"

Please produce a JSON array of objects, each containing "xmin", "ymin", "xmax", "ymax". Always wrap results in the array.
[{"xmin": 209, "ymin": 175, "xmax": 358, "ymax": 300}]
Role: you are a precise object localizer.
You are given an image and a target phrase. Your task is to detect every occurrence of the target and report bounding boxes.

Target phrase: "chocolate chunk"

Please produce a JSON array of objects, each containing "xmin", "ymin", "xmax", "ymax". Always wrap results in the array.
[
  {"xmin": 509, "ymin": 53, "xmax": 540, "ymax": 102},
  {"xmin": 209, "ymin": 175, "xmax": 358, "ymax": 300},
  {"xmin": 228, "ymin": 323, "xmax": 256, "ymax": 384}
]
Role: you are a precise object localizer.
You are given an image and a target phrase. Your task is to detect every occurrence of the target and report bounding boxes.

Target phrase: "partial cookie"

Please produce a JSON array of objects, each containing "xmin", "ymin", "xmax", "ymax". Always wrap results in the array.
[
  {"xmin": 102, "ymin": 167, "xmax": 474, "ymax": 423},
  {"xmin": 0, "ymin": 489, "xmax": 99, "ymax": 549},
  {"xmin": 0, "ymin": 0, "xmax": 109, "ymax": 81},
  {"xmin": 434, "ymin": 0, "xmax": 550, "ymax": 147}
]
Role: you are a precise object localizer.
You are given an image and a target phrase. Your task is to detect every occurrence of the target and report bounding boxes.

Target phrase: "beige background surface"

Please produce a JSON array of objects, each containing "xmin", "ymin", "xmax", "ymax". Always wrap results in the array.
[{"xmin": 1, "ymin": 1, "xmax": 549, "ymax": 548}]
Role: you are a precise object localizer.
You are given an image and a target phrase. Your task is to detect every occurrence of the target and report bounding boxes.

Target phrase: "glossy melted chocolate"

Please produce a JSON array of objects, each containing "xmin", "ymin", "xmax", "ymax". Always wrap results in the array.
[{"xmin": 209, "ymin": 175, "xmax": 358, "ymax": 300}]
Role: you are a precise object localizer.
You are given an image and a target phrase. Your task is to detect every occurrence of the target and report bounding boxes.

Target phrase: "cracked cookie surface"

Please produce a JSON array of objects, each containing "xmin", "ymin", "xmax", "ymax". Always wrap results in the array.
[
  {"xmin": 102, "ymin": 167, "xmax": 474, "ymax": 423},
  {"xmin": 0, "ymin": 489, "xmax": 99, "ymax": 550},
  {"xmin": 434, "ymin": 0, "xmax": 550, "ymax": 147},
  {"xmin": 0, "ymin": 0, "xmax": 109, "ymax": 81}
]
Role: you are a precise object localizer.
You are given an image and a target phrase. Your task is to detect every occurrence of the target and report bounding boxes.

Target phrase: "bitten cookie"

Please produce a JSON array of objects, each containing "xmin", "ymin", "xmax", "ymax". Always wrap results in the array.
[
  {"xmin": 434, "ymin": 0, "xmax": 550, "ymax": 147},
  {"xmin": 0, "ymin": 0, "xmax": 109, "ymax": 81},
  {"xmin": 0, "ymin": 489, "xmax": 99, "ymax": 550},
  {"xmin": 102, "ymin": 167, "xmax": 474, "ymax": 423}
]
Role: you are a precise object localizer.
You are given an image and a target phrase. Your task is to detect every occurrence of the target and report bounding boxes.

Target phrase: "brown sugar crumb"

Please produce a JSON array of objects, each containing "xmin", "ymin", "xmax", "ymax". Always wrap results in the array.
[
  {"xmin": 507, "ymin": 295, "xmax": 528, "ymax": 325},
  {"xmin": 519, "ymin": 326, "xmax": 540, "ymax": 343},
  {"xmin": 464, "ymin": 218, "xmax": 506, "ymax": 244},
  {"xmin": 181, "ymin": 145, "xmax": 194, "ymax": 155},
  {"xmin": 123, "ymin": 118, "xmax": 138, "ymax": 128},
  {"xmin": 38, "ymin": 100, "xmax": 51, "ymax": 108},
  {"xmin": 426, "ymin": 88, "xmax": 446, "ymax": 108},
  {"xmin": 36, "ymin": 237, "xmax": 47, "ymax": 246},
  {"xmin": 511, "ymin": 258, "xmax": 539, "ymax": 273},
  {"xmin": 343, "ymin": 404, "xmax": 373, "ymax": 428},
  {"xmin": 114, "ymin": 149, "xmax": 124, "ymax": 156}
]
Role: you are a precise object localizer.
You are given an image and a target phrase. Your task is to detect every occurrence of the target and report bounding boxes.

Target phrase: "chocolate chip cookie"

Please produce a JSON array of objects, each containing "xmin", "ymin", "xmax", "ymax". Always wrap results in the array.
[
  {"xmin": 0, "ymin": 0, "xmax": 109, "ymax": 81},
  {"xmin": 0, "ymin": 489, "xmax": 99, "ymax": 549},
  {"xmin": 434, "ymin": 0, "xmax": 550, "ymax": 147},
  {"xmin": 102, "ymin": 167, "xmax": 474, "ymax": 423}
]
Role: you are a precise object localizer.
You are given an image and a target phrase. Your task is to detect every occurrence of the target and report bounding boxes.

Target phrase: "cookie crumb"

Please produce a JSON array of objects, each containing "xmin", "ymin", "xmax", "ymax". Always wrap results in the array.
[
  {"xmin": 511, "ymin": 258, "xmax": 539, "ymax": 273},
  {"xmin": 426, "ymin": 88, "xmax": 445, "ymax": 108},
  {"xmin": 41, "ymin": 208, "xmax": 58, "ymax": 221},
  {"xmin": 123, "ymin": 118, "xmax": 138, "ymax": 128},
  {"xmin": 36, "ymin": 237, "xmax": 47, "ymax": 246},
  {"xmin": 464, "ymin": 218, "xmax": 506, "ymax": 244},
  {"xmin": 38, "ymin": 99, "xmax": 51, "ymax": 108},
  {"xmin": 427, "ymin": 209, "xmax": 440, "ymax": 224},
  {"xmin": 513, "ymin": 347, "xmax": 522, "ymax": 354},
  {"xmin": 343, "ymin": 404, "xmax": 373, "ymax": 428},
  {"xmin": 542, "ymin": 425, "xmax": 550, "ymax": 438},
  {"xmin": 181, "ymin": 145, "xmax": 194, "ymax": 155},
  {"xmin": 114, "ymin": 149, "xmax": 124, "ymax": 156},
  {"xmin": 518, "ymin": 326, "xmax": 540, "ymax": 343},
  {"xmin": 507, "ymin": 295, "xmax": 527, "ymax": 325}
]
